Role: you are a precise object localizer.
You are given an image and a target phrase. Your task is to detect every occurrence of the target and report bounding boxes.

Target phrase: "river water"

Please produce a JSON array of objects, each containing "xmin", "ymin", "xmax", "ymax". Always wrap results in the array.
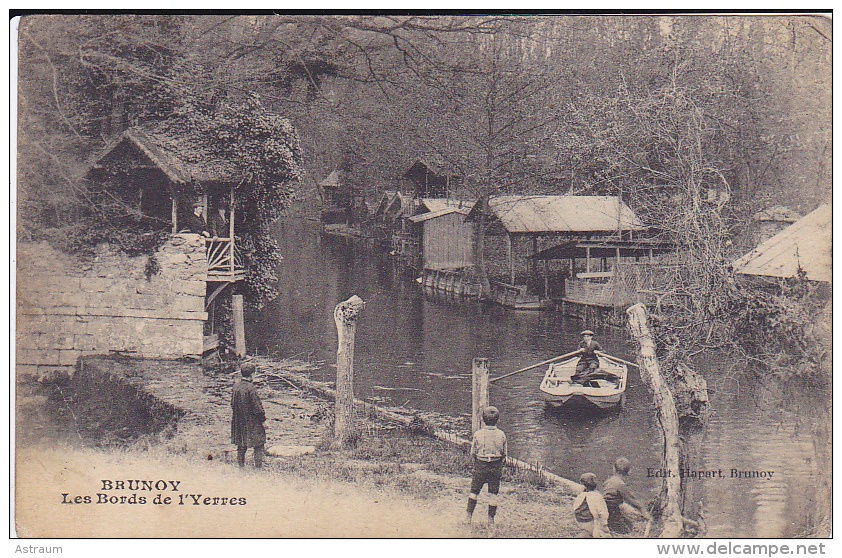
[{"xmin": 247, "ymin": 219, "xmax": 829, "ymax": 538}]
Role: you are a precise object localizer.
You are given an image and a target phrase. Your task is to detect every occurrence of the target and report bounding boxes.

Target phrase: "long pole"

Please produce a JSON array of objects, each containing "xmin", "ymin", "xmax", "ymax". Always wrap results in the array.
[
  {"xmin": 489, "ymin": 349, "xmax": 581, "ymax": 383},
  {"xmin": 229, "ymin": 185, "xmax": 235, "ymax": 273},
  {"xmin": 595, "ymin": 350, "xmax": 640, "ymax": 369},
  {"xmin": 471, "ymin": 358, "xmax": 490, "ymax": 434},
  {"xmin": 232, "ymin": 294, "xmax": 246, "ymax": 357}
]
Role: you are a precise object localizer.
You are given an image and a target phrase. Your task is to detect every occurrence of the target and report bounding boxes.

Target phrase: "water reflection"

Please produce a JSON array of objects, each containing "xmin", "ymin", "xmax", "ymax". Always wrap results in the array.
[{"xmin": 248, "ymin": 219, "xmax": 827, "ymax": 537}]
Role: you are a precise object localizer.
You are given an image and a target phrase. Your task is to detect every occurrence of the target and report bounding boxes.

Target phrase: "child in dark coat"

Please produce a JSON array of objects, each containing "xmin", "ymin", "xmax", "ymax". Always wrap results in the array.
[{"xmin": 231, "ymin": 362, "xmax": 266, "ymax": 468}]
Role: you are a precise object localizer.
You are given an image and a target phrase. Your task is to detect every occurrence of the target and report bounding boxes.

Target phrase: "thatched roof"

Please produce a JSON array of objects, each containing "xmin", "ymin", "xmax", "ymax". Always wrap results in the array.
[{"xmin": 85, "ymin": 126, "xmax": 245, "ymax": 185}]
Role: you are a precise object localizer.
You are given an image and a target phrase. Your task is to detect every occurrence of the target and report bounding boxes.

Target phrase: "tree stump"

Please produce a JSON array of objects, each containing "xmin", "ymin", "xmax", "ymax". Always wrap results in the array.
[
  {"xmin": 333, "ymin": 295, "xmax": 365, "ymax": 447},
  {"xmin": 626, "ymin": 303, "xmax": 684, "ymax": 537}
]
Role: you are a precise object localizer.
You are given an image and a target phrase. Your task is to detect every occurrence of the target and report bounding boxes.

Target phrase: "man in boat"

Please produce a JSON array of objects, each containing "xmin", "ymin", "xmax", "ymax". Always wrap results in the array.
[
  {"xmin": 571, "ymin": 330, "xmax": 603, "ymax": 384},
  {"xmin": 572, "ymin": 472, "xmax": 611, "ymax": 538},
  {"xmin": 602, "ymin": 457, "xmax": 652, "ymax": 534},
  {"xmin": 231, "ymin": 362, "xmax": 266, "ymax": 469},
  {"xmin": 466, "ymin": 406, "xmax": 507, "ymax": 536}
]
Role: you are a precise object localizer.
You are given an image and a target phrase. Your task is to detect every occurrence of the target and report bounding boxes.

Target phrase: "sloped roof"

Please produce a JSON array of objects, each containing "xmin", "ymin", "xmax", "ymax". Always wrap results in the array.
[
  {"xmin": 528, "ymin": 239, "xmax": 675, "ymax": 260},
  {"xmin": 384, "ymin": 192, "xmax": 410, "ymax": 216},
  {"xmin": 408, "ymin": 206, "xmax": 471, "ymax": 223},
  {"xmin": 374, "ymin": 190, "xmax": 398, "ymax": 216},
  {"xmin": 467, "ymin": 195, "xmax": 645, "ymax": 234},
  {"xmin": 754, "ymin": 205, "xmax": 802, "ymax": 223},
  {"xmin": 417, "ymin": 198, "xmax": 474, "ymax": 214},
  {"xmin": 87, "ymin": 127, "xmax": 243, "ymax": 184},
  {"xmin": 404, "ymin": 157, "xmax": 460, "ymax": 178},
  {"xmin": 319, "ymin": 170, "xmax": 342, "ymax": 188},
  {"xmin": 733, "ymin": 204, "xmax": 832, "ymax": 282}
]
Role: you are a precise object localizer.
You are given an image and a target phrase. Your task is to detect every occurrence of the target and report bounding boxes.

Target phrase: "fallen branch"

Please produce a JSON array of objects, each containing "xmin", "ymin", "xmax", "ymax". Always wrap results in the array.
[
  {"xmin": 627, "ymin": 303, "xmax": 684, "ymax": 538},
  {"xmin": 252, "ymin": 356, "xmax": 584, "ymax": 495}
]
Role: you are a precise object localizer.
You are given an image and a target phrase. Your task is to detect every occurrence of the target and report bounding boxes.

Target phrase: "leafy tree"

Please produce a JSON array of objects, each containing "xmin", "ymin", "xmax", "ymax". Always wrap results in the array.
[{"xmin": 169, "ymin": 92, "xmax": 304, "ymax": 307}]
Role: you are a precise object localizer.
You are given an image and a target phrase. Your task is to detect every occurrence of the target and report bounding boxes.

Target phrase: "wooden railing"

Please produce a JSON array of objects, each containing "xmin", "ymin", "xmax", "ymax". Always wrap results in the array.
[
  {"xmin": 565, "ymin": 273, "xmax": 635, "ymax": 307},
  {"xmin": 205, "ymin": 237, "xmax": 244, "ymax": 276},
  {"xmin": 564, "ymin": 263, "xmax": 697, "ymax": 309}
]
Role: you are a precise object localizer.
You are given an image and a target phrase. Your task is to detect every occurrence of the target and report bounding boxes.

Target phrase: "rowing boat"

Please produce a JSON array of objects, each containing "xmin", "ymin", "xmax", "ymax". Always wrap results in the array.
[{"xmin": 539, "ymin": 352, "xmax": 628, "ymax": 410}]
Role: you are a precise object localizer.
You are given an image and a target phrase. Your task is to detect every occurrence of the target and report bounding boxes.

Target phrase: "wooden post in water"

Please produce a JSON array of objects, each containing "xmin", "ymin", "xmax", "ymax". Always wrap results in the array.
[
  {"xmin": 471, "ymin": 358, "xmax": 490, "ymax": 434},
  {"xmin": 232, "ymin": 294, "xmax": 246, "ymax": 356},
  {"xmin": 543, "ymin": 259, "xmax": 550, "ymax": 299},
  {"xmin": 627, "ymin": 303, "xmax": 683, "ymax": 537},
  {"xmin": 334, "ymin": 295, "xmax": 365, "ymax": 447}
]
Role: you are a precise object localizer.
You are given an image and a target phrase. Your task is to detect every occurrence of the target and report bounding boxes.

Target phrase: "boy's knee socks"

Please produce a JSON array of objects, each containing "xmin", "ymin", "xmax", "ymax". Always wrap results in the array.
[{"xmin": 467, "ymin": 493, "xmax": 478, "ymax": 514}]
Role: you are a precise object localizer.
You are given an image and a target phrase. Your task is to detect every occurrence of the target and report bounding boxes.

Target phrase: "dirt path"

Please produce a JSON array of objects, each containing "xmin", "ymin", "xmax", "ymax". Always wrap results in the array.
[
  {"xmin": 16, "ymin": 356, "xmax": 581, "ymax": 538},
  {"xmin": 15, "ymin": 446, "xmax": 467, "ymax": 537}
]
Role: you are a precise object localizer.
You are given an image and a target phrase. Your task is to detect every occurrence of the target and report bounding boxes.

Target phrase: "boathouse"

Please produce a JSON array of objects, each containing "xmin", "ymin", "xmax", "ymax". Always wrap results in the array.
[
  {"xmin": 528, "ymin": 238, "xmax": 675, "ymax": 310},
  {"xmin": 733, "ymin": 203, "xmax": 831, "ymax": 284},
  {"xmin": 82, "ymin": 126, "xmax": 245, "ymax": 350},
  {"xmin": 466, "ymin": 195, "xmax": 648, "ymax": 308},
  {"xmin": 400, "ymin": 158, "xmax": 461, "ymax": 199},
  {"xmin": 409, "ymin": 198, "xmax": 473, "ymax": 267},
  {"xmin": 318, "ymin": 169, "xmax": 367, "ymax": 226}
]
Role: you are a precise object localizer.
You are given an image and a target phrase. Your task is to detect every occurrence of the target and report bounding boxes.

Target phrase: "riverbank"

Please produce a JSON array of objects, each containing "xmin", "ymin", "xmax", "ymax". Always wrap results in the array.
[{"xmin": 17, "ymin": 355, "xmax": 586, "ymax": 538}]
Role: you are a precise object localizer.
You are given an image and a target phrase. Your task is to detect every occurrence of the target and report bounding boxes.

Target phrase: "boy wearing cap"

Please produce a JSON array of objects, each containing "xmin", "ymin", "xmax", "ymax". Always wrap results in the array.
[
  {"xmin": 466, "ymin": 406, "xmax": 507, "ymax": 535},
  {"xmin": 231, "ymin": 362, "xmax": 266, "ymax": 468},
  {"xmin": 572, "ymin": 330, "xmax": 603, "ymax": 384},
  {"xmin": 572, "ymin": 473, "xmax": 610, "ymax": 538}
]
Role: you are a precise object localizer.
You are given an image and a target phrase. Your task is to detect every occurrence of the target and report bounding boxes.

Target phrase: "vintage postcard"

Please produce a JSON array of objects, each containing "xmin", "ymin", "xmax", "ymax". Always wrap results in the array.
[{"xmin": 13, "ymin": 13, "xmax": 831, "ymax": 540}]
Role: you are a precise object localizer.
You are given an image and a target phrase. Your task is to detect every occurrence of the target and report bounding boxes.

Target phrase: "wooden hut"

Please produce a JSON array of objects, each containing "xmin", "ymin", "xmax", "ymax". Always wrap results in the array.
[
  {"xmin": 83, "ymin": 126, "xmax": 246, "ymax": 351},
  {"xmin": 318, "ymin": 169, "xmax": 366, "ymax": 226},
  {"xmin": 466, "ymin": 195, "xmax": 647, "ymax": 308},
  {"xmin": 733, "ymin": 203, "xmax": 831, "ymax": 284},
  {"xmin": 407, "ymin": 200, "xmax": 476, "ymax": 296},
  {"xmin": 401, "ymin": 158, "xmax": 461, "ymax": 199}
]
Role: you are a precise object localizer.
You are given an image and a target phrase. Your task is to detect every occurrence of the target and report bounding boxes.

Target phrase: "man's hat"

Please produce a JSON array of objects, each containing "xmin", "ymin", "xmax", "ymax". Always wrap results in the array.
[{"xmin": 581, "ymin": 330, "xmax": 595, "ymax": 336}]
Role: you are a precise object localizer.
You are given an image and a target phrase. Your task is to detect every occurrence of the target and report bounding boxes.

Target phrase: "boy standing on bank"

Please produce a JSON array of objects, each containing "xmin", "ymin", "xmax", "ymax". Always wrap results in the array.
[{"xmin": 466, "ymin": 406, "xmax": 507, "ymax": 535}]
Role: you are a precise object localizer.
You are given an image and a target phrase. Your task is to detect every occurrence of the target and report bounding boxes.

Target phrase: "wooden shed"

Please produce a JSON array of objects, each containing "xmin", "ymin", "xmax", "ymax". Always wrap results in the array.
[
  {"xmin": 401, "ymin": 158, "xmax": 461, "ymax": 198},
  {"xmin": 733, "ymin": 203, "xmax": 831, "ymax": 283},
  {"xmin": 466, "ymin": 195, "xmax": 645, "ymax": 282},
  {"xmin": 408, "ymin": 206, "xmax": 473, "ymax": 270},
  {"xmin": 465, "ymin": 195, "xmax": 647, "ymax": 308}
]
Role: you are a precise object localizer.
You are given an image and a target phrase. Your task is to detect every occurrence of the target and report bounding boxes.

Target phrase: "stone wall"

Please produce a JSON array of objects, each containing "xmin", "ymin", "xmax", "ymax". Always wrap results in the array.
[{"xmin": 16, "ymin": 234, "xmax": 208, "ymax": 379}]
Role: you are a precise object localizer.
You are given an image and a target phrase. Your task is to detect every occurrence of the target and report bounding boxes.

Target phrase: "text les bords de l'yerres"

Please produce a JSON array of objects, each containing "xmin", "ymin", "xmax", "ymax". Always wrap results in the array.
[{"xmin": 61, "ymin": 479, "xmax": 247, "ymax": 506}]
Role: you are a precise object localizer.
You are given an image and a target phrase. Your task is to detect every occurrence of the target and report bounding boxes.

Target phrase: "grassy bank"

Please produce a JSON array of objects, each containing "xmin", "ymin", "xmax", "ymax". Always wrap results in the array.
[
  {"xmin": 16, "ymin": 426, "xmax": 580, "ymax": 538},
  {"xmin": 17, "ymin": 355, "xmax": 583, "ymax": 538}
]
